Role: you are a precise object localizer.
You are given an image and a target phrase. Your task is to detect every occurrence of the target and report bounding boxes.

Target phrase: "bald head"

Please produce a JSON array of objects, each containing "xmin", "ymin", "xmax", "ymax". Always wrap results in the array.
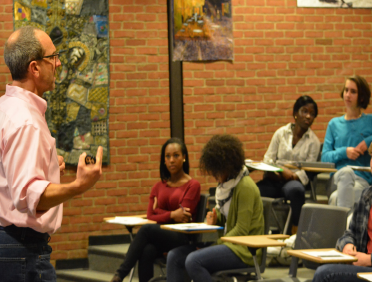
[{"xmin": 4, "ymin": 26, "xmax": 46, "ymax": 81}]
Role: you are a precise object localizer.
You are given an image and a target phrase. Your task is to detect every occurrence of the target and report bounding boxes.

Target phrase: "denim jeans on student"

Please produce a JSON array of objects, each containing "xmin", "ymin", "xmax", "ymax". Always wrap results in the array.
[
  {"xmin": 313, "ymin": 263, "xmax": 372, "ymax": 282},
  {"xmin": 167, "ymin": 244, "xmax": 248, "ymax": 282},
  {"xmin": 0, "ymin": 225, "xmax": 55, "ymax": 282}
]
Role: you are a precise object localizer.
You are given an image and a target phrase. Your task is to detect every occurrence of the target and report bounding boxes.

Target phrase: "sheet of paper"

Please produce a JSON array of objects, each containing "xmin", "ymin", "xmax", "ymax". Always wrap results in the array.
[
  {"xmin": 163, "ymin": 223, "xmax": 223, "ymax": 231},
  {"xmin": 302, "ymin": 250, "xmax": 354, "ymax": 260},
  {"xmin": 357, "ymin": 274, "xmax": 372, "ymax": 281},
  {"xmin": 106, "ymin": 216, "xmax": 148, "ymax": 225},
  {"xmin": 245, "ymin": 160, "xmax": 283, "ymax": 172}
]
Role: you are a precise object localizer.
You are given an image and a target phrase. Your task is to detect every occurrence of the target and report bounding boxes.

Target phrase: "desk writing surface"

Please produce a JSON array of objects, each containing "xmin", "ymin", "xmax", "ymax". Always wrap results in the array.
[
  {"xmin": 104, "ymin": 215, "xmax": 156, "ymax": 226},
  {"xmin": 161, "ymin": 223, "xmax": 222, "ymax": 234},
  {"xmin": 284, "ymin": 163, "xmax": 337, "ymax": 173},
  {"xmin": 287, "ymin": 248, "xmax": 357, "ymax": 264},
  {"xmin": 220, "ymin": 235, "xmax": 288, "ymax": 248},
  {"xmin": 357, "ymin": 273, "xmax": 372, "ymax": 281},
  {"xmin": 285, "ymin": 164, "xmax": 371, "ymax": 173}
]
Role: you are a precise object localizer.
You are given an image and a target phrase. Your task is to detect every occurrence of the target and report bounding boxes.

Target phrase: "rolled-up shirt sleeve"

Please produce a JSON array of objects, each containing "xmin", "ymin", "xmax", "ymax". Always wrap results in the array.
[{"xmin": 2, "ymin": 124, "xmax": 53, "ymax": 217}]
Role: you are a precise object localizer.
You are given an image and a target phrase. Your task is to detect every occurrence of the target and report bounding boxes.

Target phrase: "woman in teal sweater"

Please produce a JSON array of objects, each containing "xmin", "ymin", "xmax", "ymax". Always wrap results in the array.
[
  {"xmin": 166, "ymin": 134, "xmax": 264, "ymax": 282},
  {"xmin": 322, "ymin": 75, "xmax": 372, "ymax": 209}
]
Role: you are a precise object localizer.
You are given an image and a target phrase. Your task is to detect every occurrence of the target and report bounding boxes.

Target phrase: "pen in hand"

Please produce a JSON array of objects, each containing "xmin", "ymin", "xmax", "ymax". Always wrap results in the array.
[{"xmin": 179, "ymin": 204, "xmax": 192, "ymax": 222}]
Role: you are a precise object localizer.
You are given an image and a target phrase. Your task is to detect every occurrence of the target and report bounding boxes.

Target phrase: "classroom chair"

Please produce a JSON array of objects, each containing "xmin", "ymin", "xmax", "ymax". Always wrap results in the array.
[{"xmin": 263, "ymin": 203, "xmax": 350, "ymax": 282}]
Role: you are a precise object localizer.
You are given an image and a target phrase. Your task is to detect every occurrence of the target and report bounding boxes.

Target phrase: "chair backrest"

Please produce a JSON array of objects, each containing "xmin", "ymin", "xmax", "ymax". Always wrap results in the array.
[
  {"xmin": 194, "ymin": 193, "xmax": 209, "ymax": 222},
  {"xmin": 295, "ymin": 203, "xmax": 350, "ymax": 269}
]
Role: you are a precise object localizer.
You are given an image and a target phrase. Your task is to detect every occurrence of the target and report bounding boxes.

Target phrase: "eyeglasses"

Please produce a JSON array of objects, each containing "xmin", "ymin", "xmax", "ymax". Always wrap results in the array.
[
  {"xmin": 39, "ymin": 49, "xmax": 66, "ymax": 61},
  {"xmin": 28, "ymin": 50, "xmax": 66, "ymax": 65}
]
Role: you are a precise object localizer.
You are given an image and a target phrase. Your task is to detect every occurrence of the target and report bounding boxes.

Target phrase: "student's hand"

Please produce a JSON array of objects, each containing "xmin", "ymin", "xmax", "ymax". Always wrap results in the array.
[
  {"xmin": 74, "ymin": 147, "xmax": 103, "ymax": 194},
  {"xmin": 153, "ymin": 197, "xmax": 158, "ymax": 210},
  {"xmin": 353, "ymin": 252, "xmax": 372, "ymax": 266},
  {"xmin": 343, "ymin": 243, "xmax": 357, "ymax": 256},
  {"xmin": 206, "ymin": 208, "xmax": 217, "ymax": 225},
  {"xmin": 346, "ymin": 147, "xmax": 363, "ymax": 160},
  {"xmin": 58, "ymin": 155, "xmax": 65, "ymax": 176},
  {"xmin": 171, "ymin": 207, "xmax": 191, "ymax": 223},
  {"xmin": 356, "ymin": 140, "xmax": 368, "ymax": 154},
  {"xmin": 267, "ymin": 171, "xmax": 282, "ymax": 182},
  {"xmin": 280, "ymin": 167, "xmax": 296, "ymax": 182}
]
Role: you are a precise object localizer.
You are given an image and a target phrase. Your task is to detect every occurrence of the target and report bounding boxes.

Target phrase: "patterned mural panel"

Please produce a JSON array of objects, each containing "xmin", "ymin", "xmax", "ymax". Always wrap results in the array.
[{"xmin": 13, "ymin": 0, "xmax": 110, "ymax": 165}]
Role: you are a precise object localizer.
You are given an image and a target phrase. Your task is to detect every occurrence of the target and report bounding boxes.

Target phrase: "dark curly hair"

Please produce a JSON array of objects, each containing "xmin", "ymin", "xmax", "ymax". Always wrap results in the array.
[
  {"xmin": 340, "ymin": 75, "xmax": 371, "ymax": 109},
  {"xmin": 199, "ymin": 134, "xmax": 245, "ymax": 181},
  {"xmin": 160, "ymin": 138, "xmax": 189, "ymax": 181}
]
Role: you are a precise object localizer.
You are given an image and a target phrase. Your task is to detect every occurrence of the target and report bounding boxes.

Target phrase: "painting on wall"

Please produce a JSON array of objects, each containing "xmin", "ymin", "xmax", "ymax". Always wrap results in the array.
[
  {"xmin": 298, "ymin": 0, "xmax": 372, "ymax": 8},
  {"xmin": 172, "ymin": 0, "xmax": 233, "ymax": 61},
  {"xmin": 13, "ymin": 0, "xmax": 110, "ymax": 165}
]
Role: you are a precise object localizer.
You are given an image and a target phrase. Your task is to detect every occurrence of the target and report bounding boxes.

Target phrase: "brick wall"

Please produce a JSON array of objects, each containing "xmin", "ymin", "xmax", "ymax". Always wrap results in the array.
[
  {"xmin": 184, "ymin": 0, "xmax": 372, "ymax": 187},
  {"xmin": 0, "ymin": 0, "xmax": 372, "ymax": 263}
]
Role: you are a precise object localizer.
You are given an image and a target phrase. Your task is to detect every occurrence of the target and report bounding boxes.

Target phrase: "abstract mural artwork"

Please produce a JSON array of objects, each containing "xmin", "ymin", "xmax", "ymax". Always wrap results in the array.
[
  {"xmin": 13, "ymin": 0, "xmax": 110, "ymax": 165},
  {"xmin": 172, "ymin": 0, "xmax": 233, "ymax": 61},
  {"xmin": 298, "ymin": 0, "xmax": 372, "ymax": 8}
]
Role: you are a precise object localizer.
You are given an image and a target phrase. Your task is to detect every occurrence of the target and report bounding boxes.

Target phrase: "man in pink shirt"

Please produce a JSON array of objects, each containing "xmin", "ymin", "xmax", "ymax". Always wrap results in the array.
[{"xmin": 0, "ymin": 26, "xmax": 103, "ymax": 282}]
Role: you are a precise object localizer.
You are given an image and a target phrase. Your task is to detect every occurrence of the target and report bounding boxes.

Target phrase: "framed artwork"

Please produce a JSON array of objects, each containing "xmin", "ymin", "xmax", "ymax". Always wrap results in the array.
[
  {"xmin": 13, "ymin": 0, "xmax": 110, "ymax": 165},
  {"xmin": 298, "ymin": 0, "xmax": 372, "ymax": 8},
  {"xmin": 172, "ymin": 0, "xmax": 233, "ymax": 61}
]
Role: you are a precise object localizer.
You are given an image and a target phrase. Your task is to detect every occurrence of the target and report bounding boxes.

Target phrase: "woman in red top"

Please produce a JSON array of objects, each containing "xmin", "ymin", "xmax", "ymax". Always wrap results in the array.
[{"xmin": 111, "ymin": 138, "xmax": 201, "ymax": 282}]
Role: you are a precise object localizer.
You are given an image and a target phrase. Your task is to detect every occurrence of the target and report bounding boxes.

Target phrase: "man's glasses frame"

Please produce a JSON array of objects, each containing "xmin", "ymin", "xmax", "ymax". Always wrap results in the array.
[{"xmin": 29, "ymin": 49, "xmax": 66, "ymax": 65}]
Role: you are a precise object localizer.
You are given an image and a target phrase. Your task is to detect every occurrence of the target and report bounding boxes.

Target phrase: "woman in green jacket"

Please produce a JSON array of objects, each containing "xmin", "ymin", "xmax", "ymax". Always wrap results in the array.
[{"xmin": 166, "ymin": 134, "xmax": 264, "ymax": 282}]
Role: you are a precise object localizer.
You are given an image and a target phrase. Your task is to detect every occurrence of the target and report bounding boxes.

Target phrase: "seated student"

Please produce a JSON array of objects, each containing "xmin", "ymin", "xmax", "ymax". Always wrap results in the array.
[
  {"xmin": 166, "ymin": 134, "xmax": 264, "ymax": 282},
  {"xmin": 322, "ymin": 75, "xmax": 372, "ymax": 209},
  {"xmin": 312, "ymin": 144, "xmax": 372, "ymax": 282},
  {"xmin": 111, "ymin": 138, "xmax": 200, "ymax": 282},
  {"xmin": 256, "ymin": 95, "xmax": 320, "ymax": 234}
]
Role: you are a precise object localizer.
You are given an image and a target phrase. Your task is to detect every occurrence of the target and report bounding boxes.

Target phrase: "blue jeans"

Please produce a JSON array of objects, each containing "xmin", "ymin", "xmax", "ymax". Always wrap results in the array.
[
  {"xmin": 0, "ymin": 225, "xmax": 55, "ymax": 282},
  {"xmin": 313, "ymin": 264, "xmax": 372, "ymax": 282},
  {"xmin": 167, "ymin": 244, "xmax": 248, "ymax": 282}
]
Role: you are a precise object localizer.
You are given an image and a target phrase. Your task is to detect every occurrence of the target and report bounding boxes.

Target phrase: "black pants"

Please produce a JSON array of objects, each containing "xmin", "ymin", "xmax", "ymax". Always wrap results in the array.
[
  {"xmin": 116, "ymin": 224, "xmax": 189, "ymax": 282},
  {"xmin": 256, "ymin": 177, "xmax": 305, "ymax": 226}
]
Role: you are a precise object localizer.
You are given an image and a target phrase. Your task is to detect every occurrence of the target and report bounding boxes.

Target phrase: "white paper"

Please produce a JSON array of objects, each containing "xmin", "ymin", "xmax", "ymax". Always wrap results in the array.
[
  {"xmin": 302, "ymin": 250, "xmax": 354, "ymax": 260},
  {"xmin": 245, "ymin": 160, "xmax": 282, "ymax": 172},
  {"xmin": 106, "ymin": 216, "xmax": 148, "ymax": 225},
  {"xmin": 357, "ymin": 274, "xmax": 372, "ymax": 282},
  {"xmin": 163, "ymin": 223, "xmax": 223, "ymax": 231}
]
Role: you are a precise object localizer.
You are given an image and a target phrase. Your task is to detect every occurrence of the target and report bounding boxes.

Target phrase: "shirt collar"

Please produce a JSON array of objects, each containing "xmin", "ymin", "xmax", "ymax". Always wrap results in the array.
[
  {"xmin": 285, "ymin": 123, "xmax": 311, "ymax": 138},
  {"xmin": 5, "ymin": 84, "xmax": 47, "ymax": 115}
]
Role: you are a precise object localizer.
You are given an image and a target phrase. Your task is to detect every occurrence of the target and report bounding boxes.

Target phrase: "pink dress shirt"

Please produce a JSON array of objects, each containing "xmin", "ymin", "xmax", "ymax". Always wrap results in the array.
[{"xmin": 0, "ymin": 85, "xmax": 63, "ymax": 234}]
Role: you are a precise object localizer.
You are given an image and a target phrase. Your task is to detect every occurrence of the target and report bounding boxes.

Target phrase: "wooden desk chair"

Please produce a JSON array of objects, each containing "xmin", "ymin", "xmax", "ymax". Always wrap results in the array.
[
  {"xmin": 148, "ymin": 193, "xmax": 209, "ymax": 282},
  {"xmin": 263, "ymin": 203, "xmax": 350, "ymax": 282},
  {"xmin": 210, "ymin": 197, "xmax": 273, "ymax": 282}
]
